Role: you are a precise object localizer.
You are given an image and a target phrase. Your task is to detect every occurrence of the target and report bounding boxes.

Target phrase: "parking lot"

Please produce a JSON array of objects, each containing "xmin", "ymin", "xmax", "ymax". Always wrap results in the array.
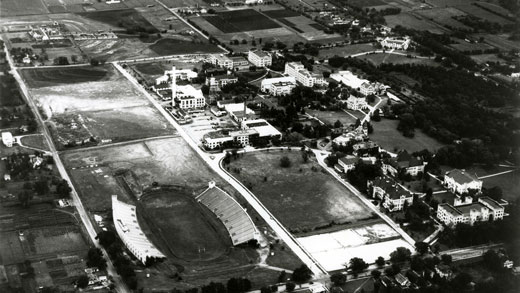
[{"xmin": 181, "ymin": 109, "xmax": 237, "ymax": 146}]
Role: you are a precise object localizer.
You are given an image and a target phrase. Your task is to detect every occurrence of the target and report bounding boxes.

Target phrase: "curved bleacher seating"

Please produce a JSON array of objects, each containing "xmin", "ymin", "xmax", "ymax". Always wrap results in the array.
[{"xmin": 197, "ymin": 182, "xmax": 258, "ymax": 245}]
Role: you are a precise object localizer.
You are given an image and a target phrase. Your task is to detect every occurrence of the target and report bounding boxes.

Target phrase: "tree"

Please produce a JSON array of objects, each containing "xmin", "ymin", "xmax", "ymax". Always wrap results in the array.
[
  {"xmin": 330, "ymin": 273, "xmax": 346, "ymax": 286},
  {"xmin": 90, "ymin": 58, "xmax": 100, "ymax": 66},
  {"xmin": 390, "ymin": 247, "xmax": 411, "ymax": 263},
  {"xmin": 441, "ymin": 254, "xmax": 452, "ymax": 265},
  {"xmin": 86, "ymin": 248, "xmax": 107, "ymax": 270},
  {"xmin": 227, "ymin": 277, "xmax": 251, "ymax": 293},
  {"xmin": 280, "ymin": 156, "xmax": 291, "ymax": 168},
  {"xmin": 286, "ymin": 282, "xmax": 296, "ymax": 292},
  {"xmin": 18, "ymin": 190, "xmax": 31, "ymax": 207},
  {"xmin": 349, "ymin": 257, "xmax": 368, "ymax": 275},
  {"xmin": 415, "ymin": 241, "xmax": 429, "ymax": 255},
  {"xmin": 96, "ymin": 230, "xmax": 117, "ymax": 248},
  {"xmin": 484, "ymin": 186, "xmax": 503, "ymax": 201},
  {"xmin": 372, "ymin": 110, "xmax": 381, "ymax": 122},
  {"xmin": 202, "ymin": 282, "xmax": 226, "ymax": 293},
  {"xmin": 34, "ymin": 180, "xmax": 49, "ymax": 195},
  {"xmin": 301, "ymin": 151, "xmax": 309, "ymax": 163},
  {"xmin": 291, "ymin": 265, "xmax": 313, "ymax": 284},
  {"xmin": 77, "ymin": 275, "xmax": 89, "ymax": 288},
  {"xmin": 333, "ymin": 120, "xmax": 343, "ymax": 128},
  {"xmin": 278, "ymin": 270, "xmax": 287, "ymax": 283},
  {"xmin": 56, "ymin": 180, "xmax": 72, "ymax": 197},
  {"xmin": 371, "ymin": 270, "xmax": 382, "ymax": 279},
  {"xmin": 376, "ymin": 256, "xmax": 385, "ymax": 267}
]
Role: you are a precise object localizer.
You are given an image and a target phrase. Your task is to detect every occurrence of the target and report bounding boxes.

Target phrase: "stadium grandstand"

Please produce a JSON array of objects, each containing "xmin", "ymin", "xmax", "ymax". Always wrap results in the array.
[
  {"xmin": 112, "ymin": 195, "xmax": 165, "ymax": 264},
  {"xmin": 197, "ymin": 182, "xmax": 258, "ymax": 245}
]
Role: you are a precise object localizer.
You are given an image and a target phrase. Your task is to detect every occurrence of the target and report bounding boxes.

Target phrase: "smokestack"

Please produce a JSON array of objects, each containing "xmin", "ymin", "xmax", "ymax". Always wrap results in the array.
[
  {"xmin": 243, "ymin": 101, "xmax": 246, "ymax": 120},
  {"xmin": 171, "ymin": 66, "xmax": 177, "ymax": 107}
]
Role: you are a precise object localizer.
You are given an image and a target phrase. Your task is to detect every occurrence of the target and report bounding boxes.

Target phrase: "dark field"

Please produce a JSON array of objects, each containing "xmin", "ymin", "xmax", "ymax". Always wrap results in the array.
[
  {"xmin": 262, "ymin": 9, "xmax": 301, "ymax": 19},
  {"xmin": 78, "ymin": 8, "xmax": 158, "ymax": 33},
  {"xmin": 149, "ymin": 39, "xmax": 222, "ymax": 55},
  {"xmin": 343, "ymin": 0, "xmax": 386, "ymax": 7},
  {"xmin": 139, "ymin": 189, "xmax": 231, "ymax": 261},
  {"xmin": 20, "ymin": 66, "xmax": 110, "ymax": 88},
  {"xmin": 203, "ymin": 9, "xmax": 281, "ymax": 33}
]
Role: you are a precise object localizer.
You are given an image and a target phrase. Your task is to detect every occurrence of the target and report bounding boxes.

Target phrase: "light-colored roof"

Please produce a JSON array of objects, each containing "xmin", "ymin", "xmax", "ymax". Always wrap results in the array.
[
  {"xmin": 250, "ymin": 50, "xmax": 270, "ymax": 58},
  {"xmin": 176, "ymin": 85, "xmax": 204, "ymax": 99},
  {"xmin": 373, "ymin": 176, "xmax": 412, "ymax": 200},
  {"xmin": 197, "ymin": 184, "xmax": 257, "ymax": 245},
  {"xmin": 478, "ymin": 196, "xmax": 503, "ymax": 211},
  {"xmin": 242, "ymin": 119, "xmax": 281, "ymax": 137},
  {"xmin": 261, "ymin": 76, "xmax": 296, "ymax": 87},
  {"xmin": 445, "ymin": 169, "xmax": 480, "ymax": 184},
  {"xmin": 330, "ymin": 70, "xmax": 369, "ymax": 89},
  {"xmin": 339, "ymin": 155, "xmax": 359, "ymax": 166},
  {"xmin": 112, "ymin": 196, "xmax": 165, "ymax": 261},
  {"xmin": 439, "ymin": 203, "xmax": 462, "ymax": 217}
]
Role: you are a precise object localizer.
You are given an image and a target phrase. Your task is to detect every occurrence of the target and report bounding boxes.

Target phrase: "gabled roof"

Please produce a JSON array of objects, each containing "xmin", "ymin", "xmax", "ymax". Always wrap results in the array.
[
  {"xmin": 339, "ymin": 155, "xmax": 359, "ymax": 166},
  {"xmin": 478, "ymin": 196, "xmax": 503, "ymax": 211},
  {"xmin": 445, "ymin": 169, "xmax": 480, "ymax": 184},
  {"xmin": 372, "ymin": 176, "xmax": 412, "ymax": 199}
]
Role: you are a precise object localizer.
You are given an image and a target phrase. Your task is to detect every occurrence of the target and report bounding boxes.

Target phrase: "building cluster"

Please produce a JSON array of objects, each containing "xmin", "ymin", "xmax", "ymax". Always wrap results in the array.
[
  {"xmin": 284, "ymin": 62, "xmax": 327, "ymax": 87},
  {"xmin": 331, "ymin": 70, "xmax": 387, "ymax": 96},
  {"xmin": 248, "ymin": 50, "xmax": 272, "ymax": 67},
  {"xmin": 260, "ymin": 76, "xmax": 297, "ymax": 96},
  {"xmin": 435, "ymin": 169, "xmax": 506, "ymax": 227},
  {"xmin": 153, "ymin": 67, "xmax": 205, "ymax": 109},
  {"xmin": 209, "ymin": 54, "xmax": 250, "ymax": 70},
  {"xmin": 370, "ymin": 176, "xmax": 414, "ymax": 212},
  {"xmin": 382, "ymin": 151, "xmax": 426, "ymax": 177},
  {"xmin": 378, "ymin": 36, "xmax": 411, "ymax": 50}
]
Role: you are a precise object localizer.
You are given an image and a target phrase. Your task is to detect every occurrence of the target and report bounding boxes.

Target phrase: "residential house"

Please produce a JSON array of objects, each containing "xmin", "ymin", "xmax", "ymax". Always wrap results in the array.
[
  {"xmin": 353, "ymin": 140, "xmax": 379, "ymax": 156},
  {"xmin": 382, "ymin": 150, "xmax": 427, "ymax": 177},
  {"xmin": 248, "ymin": 50, "xmax": 272, "ymax": 67},
  {"xmin": 444, "ymin": 169, "xmax": 482, "ymax": 194},
  {"xmin": 370, "ymin": 176, "xmax": 414, "ymax": 212},
  {"xmin": 346, "ymin": 95, "xmax": 368, "ymax": 110}
]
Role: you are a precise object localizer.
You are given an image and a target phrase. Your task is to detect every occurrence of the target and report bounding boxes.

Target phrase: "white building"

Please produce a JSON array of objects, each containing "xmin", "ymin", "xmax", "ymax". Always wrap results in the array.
[
  {"xmin": 330, "ymin": 70, "xmax": 368, "ymax": 90},
  {"xmin": 335, "ymin": 155, "xmax": 359, "ymax": 173},
  {"xmin": 2, "ymin": 132, "xmax": 14, "ymax": 147},
  {"xmin": 175, "ymin": 85, "xmax": 205, "ymax": 109},
  {"xmin": 248, "ymin": 50, "xmax": 272, "ymax": 67},
  {"xmin": 155, "ymin": 67, "xmax": 198, "ymax": 85},
  {"xmin": 444, "ymin": 169, "xmax": 482, "ymax": 195},
  {"xmin": 437, "ymin": 197, "xmax": 504, "ymax": 227},
  {"xmin": 284, "ymin": 62, "xmax": 326, "ymax": 87},
  {"xmin": 261, "ymin": 76, "xmax": 296, "ymax": 96},
  {"xmin": 370, "ymin": 176, "xmax": 414, "ymax": 212},
  {"xmin": 112, "ymin": 195, "xmax": 165, "ymax": 264},
  {"xmin": 379, "ymin": 37, "xmax": 411, "ymax": 50},
  {"xmin": 241, "ymin": 119, "xmax": 282, "ymax": 140},
  {"xmin": 346, "ymin": 95, "xmax": 368, "ymax": 110},
  {"xmin": 360, "ymin": 82, "xmax": 376, "ymax": 96},
  {"xmin": 206, "ymin": 74, "xmax": 238, "ymax": 90},
  {"xmin": 210, "ymin": 54, "xmax": 233, "ymax": 69}
]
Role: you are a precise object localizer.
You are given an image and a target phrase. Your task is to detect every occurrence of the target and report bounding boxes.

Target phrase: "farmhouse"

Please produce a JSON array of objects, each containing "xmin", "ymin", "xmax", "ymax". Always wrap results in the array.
[
  {"xmin": 335, "ymin": 155, "xmax": 359, "ymax": 173},
  {"xmin": 112, "ymin": 195, "xmax": 165, "ymax": 264},
  {"xmin": 197, "ymin": 181, "xmax": 259, "ymax": 245},
  {"xmin": 437, "ymin": 196, "xmax": 505, "ymax": 227},
  {"xmin": 248, "ymin": 50, "xmax": 272, "ymax": 67},
  {"xmin": 379, "ymin": 37, "xmax": 411, "ymax": 50},
  {"xmin": 284, "ymin": 62, "xmax": 326, "ymax": 87},
  {"xmin": 444, "ymin": 169, "xmax": 482, "ymax": 195},
  {"xmin": 260, "ymin": 76, "xmax": 297, "ymax": 96},
  {"xmin": 2, "ymin": 132, "xmax": 14, "ymax": 147},
  {"xmin": 370, "ymin": 176, "xmax": 414, "ymax": 212},
  {"xmin": 174, "ymin": 85, "xmax": 205, "ymax": 109},
  {"xmin": 382, "ymin": 151, "xmax": 426, "ymax": 177},
  {"xmin": 346, "ymin": 95, "xmax": 368, "ymax": 110}
]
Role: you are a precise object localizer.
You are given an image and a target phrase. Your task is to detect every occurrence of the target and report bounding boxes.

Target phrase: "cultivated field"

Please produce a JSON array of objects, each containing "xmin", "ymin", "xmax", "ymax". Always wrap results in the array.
[
  {"xmin": 306, "ymin": 109, "xmax": 358, "ymax": 126},
  {"xmin": 318, "ymin": 43, "xmax": 376, "ymax": 59},
  {"xmin": 385, "ymin": 13, "xmax": 447, "ymax": 34},
  {"xmin": 21, "ymin": 65, "xmax": 175, "ymax": 148},
  {"xmin": 203, "ymin": 9, "xmax": 281, "ymax": 33},
  {"xmin": 415, "ymin": 7, "xmax": 470, "ymax": 30},
  {"xmin": 356, "ymin": 53, "xmax": 438, "ymax": 66},
  {"xmin": 370, "ymin": 118, "xmax": 445, "ymax": 152},
  {"xmin": 227, "ymin": 150, "xmax": 375, "ymax": 232},
  {"xmin": 0, "ymin": 0, "xmax": 48, "ymax": 16},
  {"xmin": 454, "ymin": 4, "xmax": 514, "ymax": 25}
]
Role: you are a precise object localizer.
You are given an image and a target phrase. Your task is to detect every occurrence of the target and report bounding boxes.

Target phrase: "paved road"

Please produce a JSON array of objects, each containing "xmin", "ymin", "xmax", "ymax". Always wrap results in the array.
[
  {"xmin": 444, "ymin": 243, "xmax": 503, "ymax": 261},
  {"xmin": 3, "ymin": 42, "xmax": 129, "ymax": 293},
  {"xmin": 312, "ymin": 150, "xmax": 416, "ymax": 247},
  {"xmin": 112, "ymin": 61, "xmax": 329, "ymax": 278}
]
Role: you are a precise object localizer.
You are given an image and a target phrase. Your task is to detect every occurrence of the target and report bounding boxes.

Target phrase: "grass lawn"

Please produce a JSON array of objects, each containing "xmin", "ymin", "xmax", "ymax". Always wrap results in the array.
[
  {"xmin": 149, "ymin": 38, "xmax": 222, "ymax": 55},
  {"xmin": 20, "ymin": 135, "xmax": 49, "ymax": 151},
  {"xmin": 139, "ymin": 188, "xmax": 231, "ymax": 261},
  {"xmin": 20, "ymin": 66, "xmax": 110, "ymax": 88},
  {"xmin": 306, "ymin": 109, "xmax": 357, "ymax": 126},
  {"xmin": 318, "ymin": 43, "xmax": 375, "ymax": 58},
  {"xmin": 481, "ymin": 169, "xmax": 520, "ymax": 202},
  {"xmin": 265, "ymin": 241, "xmax": 303, "ymax": 270},
  {"xmin": 369, "ymin": 118, "xmax": 445, "ymax": 153},
  {"xmin": 227, "ymin": 150, "xmax": 375, "ymax": 233},
  {"xmin": 356, "ymin": 53, "xmax": 438, "ymax": 66},
  {"xmin": 78, "ymin": 8, "xmax": 159, "ymax": 33},
  {"xmin": 203, "ymin": 9, "xmax": 281, "ymax": 33}
]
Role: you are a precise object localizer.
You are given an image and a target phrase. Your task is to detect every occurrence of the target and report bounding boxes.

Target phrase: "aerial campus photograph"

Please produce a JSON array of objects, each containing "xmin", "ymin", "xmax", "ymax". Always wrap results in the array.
[{"xmin": 0, "ymin": 0, "xmax": 519, "ymax": 292}]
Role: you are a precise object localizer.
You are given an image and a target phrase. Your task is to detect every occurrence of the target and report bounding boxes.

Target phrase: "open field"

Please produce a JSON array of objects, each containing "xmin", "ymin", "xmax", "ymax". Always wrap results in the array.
[
  {"xmin": 19, "ymin": 135, "xmax": 49, "ymax": 151},
  {"xmin": 22, "ymin": 65, "xmax": 175, "ymax": 148},
  {"xmin": 449, "ymin": 39, "xmax": 496, "ymax": 53},
  {"xmin": 307, "ymin": 109, "xmax": 357, "ymax": 126},
  {"xmin": 149, "ymin": 38, "xmax": 222, "ymax": 55},
  {"xmin": 356, "ymin": 53, "xmax": 438, "ymax": 66},
  {"xmin": 385, "ymin": 13, "xmax": 447, "ymax": 34},
  {"xmin": 203, "ymin": 9, "xmax": 281, "ymax": 33},
  {"xmin": 475, "ymin": 33, "xmax": 520, "ymax": 51},
  {"xmin": 0, "ymin": 0, "xmax": 48, "ymax": 16},
  {"xmin": 415, "ymin": 7, "xmax": 470, "ymax": 30},
  {"xmin": 227, "ymin": 150, "xmax": 375, "ymax": 232},
  {"xmin": 342, "ymin": 0, "xmax": 386, "ymax": 7},
  {"xmin": 78, "ymin": 8, "xmax": 158, "ymax": 33},
  {"xmin": 454, "ymin": 4, "xmax": 514, "ymax": 25},
  {"xmin": 370, "ymin": 118, "xmax": 445, "ymax": 152},
  {"xmin": 482, "ymin": 169, "xmax": 520, "ymax": 202},
  {"xmin": 139, "ymin": 189, "xmax": 231, "ymax": 261},
  {"xmin": 318, "ymin": 43, "xmax": 376, "ymax": 59},
  {"xmin": 297, "ymin": 222, "xmax": 412, "ymax": 271}
]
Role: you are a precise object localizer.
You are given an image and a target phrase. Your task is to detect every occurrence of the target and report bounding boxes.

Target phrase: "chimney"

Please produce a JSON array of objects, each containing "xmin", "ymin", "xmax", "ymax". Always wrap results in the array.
[{"xmin": 171, "ymin": 66, "xmax": 176, "ymax": 107}]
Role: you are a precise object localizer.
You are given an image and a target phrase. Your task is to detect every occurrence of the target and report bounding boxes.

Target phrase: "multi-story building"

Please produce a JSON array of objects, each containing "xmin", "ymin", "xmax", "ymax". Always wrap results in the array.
[
  {"xmin": 261, "ymin": 76, "xmax": 297, "ymax": 96},
  {"xmin": 206, "ymin": 74, "xmax": 238, "ymax": 91},
  {"xmin": 382, "ymin": 150, "xmax": 427, "ymax": 177},
  {"xmin": 284, "ymin": 62, "xmax": 326, "ymax": 87},
  {"xmin": 379, "ymin": 37, "xmax": 411, "ymax": 50},
  {"xmin": 346, "ymin": 95, "xmax": 368, "ymax": 110},
  {"xmin": 370, "ymin": 176, "xmax": 414, "ymax": 212},
  {"xmin": 210, "ymin": 54, "xmax": 233, "ymax": 69},
  {"xmin": 2, "ymin": 132, "xmax": 14, "ymax": 147},
  {"xmin": 335, "ymin": 155, "xmax": 359, "ymax": 173},
  {"xmin": 248, "ymin": 50, "xmax": 272, "ymax": 67},
  {"xmin": 437, "ymin": 196, "xmax": 505, "ymax": 227},
  {"xmin": 155, "ymin": 67, "xmax": 198, "ymax": 85},
  {"xmin": 230, "ymin": 56, "xmax": 250, "ymax": 70},
  {"xmin": 175, "ymin": 85, "xmax": 205, "ymax": 109},
  {"xmin": 360, "ymin": 82, "xmax": 376, "ymax": 96},
  {"xmin": 444, "ymin": 169, "xmax": 482, "ymax": 195}
]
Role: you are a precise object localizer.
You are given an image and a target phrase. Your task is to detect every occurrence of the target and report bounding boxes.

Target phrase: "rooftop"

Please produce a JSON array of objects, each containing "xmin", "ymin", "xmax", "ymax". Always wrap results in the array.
[
  {"xmin": 479, "ymin": 196, "xmax": 504, "ymax": 211},
  {"xmin": 445, "ymin": 169, "xmax": 480, "ymax": 184},
  {"xmin": 439, "ymin": 203, "xmax": 463, "ymax": 217},
  {"xmin": 457, "ymin": 202, "xmax": 488, "ymax": 214},
  {"xmin": 373, "ymin": 176, "xmax": 412, "ymax": 199},
  {"xmin": 250, "ymin": 50, "xmax": 270, "ymax": 58}
]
